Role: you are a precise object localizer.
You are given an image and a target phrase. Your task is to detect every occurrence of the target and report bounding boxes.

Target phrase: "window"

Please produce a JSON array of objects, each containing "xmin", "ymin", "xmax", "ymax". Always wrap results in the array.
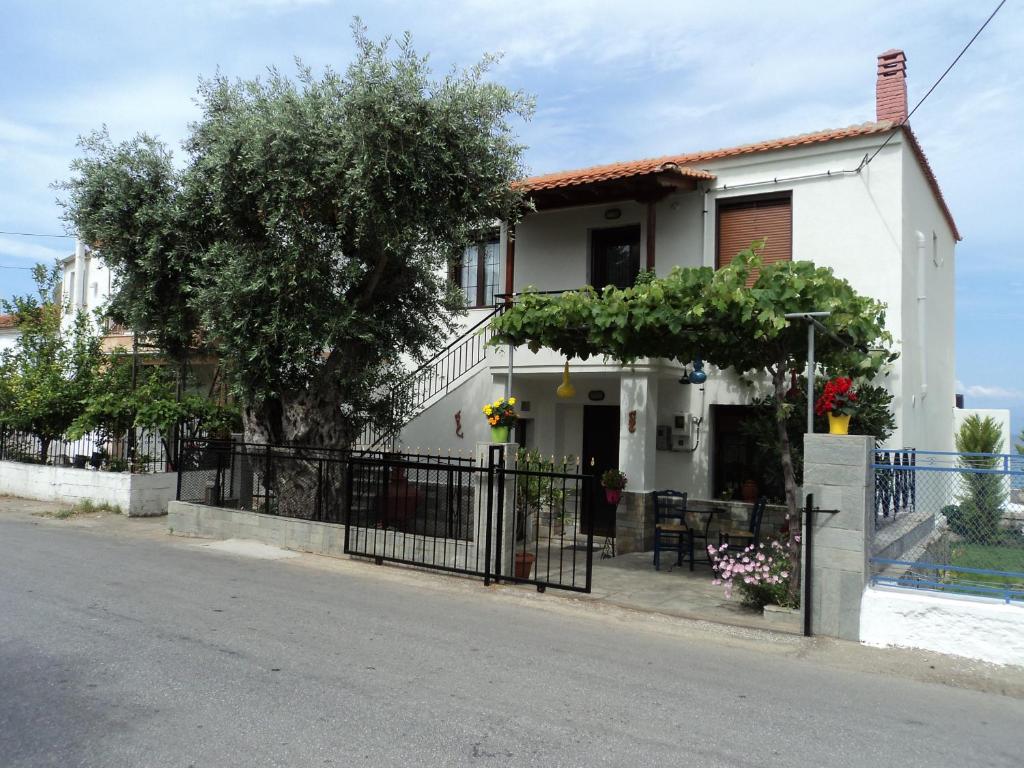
[
  {"xmin": 716, "ymin": 194, "xmax": 792, "ymax": 277},
  {"xmin": 591, "ymin": 225, "xmax": 640, "ymax": 290},
  {"xmin": 64, "ymin": 271, "xmax": 75, "ymax": 314},
  {"xmin": 456, "ymin": 237, "xmax": 500, "ymax": 308}
]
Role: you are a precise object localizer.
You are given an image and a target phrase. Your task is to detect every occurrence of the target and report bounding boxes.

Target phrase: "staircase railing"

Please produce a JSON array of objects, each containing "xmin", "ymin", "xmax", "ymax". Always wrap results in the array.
[{"xmin": 358, "ymin": 305, "xmax": 504, "ymax": 450}]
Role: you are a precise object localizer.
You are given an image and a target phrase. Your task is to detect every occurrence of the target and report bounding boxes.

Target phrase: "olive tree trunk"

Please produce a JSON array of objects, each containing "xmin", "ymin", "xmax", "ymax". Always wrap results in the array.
[{"xmin": 772, "ymin": 365, "xmax": 802, "ymax": 606}]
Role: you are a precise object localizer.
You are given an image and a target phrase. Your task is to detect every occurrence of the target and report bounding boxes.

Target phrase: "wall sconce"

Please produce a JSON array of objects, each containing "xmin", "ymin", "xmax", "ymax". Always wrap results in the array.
[{"xmin": 604, "ymin": 208, "xmax": 622, "ymax": 220}]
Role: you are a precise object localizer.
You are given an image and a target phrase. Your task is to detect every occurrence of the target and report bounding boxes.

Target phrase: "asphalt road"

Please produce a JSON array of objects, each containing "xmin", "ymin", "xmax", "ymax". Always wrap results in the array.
[{"xmin": 1, "ymin": 509, "xmax": 1022, "ymax": 768}]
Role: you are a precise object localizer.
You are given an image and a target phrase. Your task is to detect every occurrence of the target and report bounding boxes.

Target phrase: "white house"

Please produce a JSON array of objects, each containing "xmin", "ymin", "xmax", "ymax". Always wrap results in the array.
[
  {"xmin": 396, "ymin": 50, "xmax": 961, "ymax": 551},
  {"xmin": 58, "ymin": 240, "xmax": 133, "ymax": 352},
  {"xmin": 0, "ymin": 314, "xmax": 18, "ymax": 354}
]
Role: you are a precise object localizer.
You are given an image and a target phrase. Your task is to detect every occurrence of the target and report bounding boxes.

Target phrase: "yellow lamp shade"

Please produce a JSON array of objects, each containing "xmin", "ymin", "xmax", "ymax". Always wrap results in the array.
[{"xmin": 556, "ymin": 362, "xmax": 576, "ymax": 399}]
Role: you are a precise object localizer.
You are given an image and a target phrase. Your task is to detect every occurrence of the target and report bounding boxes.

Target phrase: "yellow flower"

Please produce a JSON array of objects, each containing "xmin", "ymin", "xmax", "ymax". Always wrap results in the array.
[
  {"xmin": 508, "ymin": 397, "xmax": 516, "ymax": 405},
  {"xmin": 493, "ymin": 399, "xmax": 502, "ymax": 408},
  {"xmin": 483, "ymin": 405, "xmax": 493, "ymax": 415}
]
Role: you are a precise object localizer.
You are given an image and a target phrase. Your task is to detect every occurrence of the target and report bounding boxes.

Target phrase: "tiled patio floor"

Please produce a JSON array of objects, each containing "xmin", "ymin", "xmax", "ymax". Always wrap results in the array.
[{"xmin": 580, "ymin": 550, "xmax": 799, "ymax": 633}]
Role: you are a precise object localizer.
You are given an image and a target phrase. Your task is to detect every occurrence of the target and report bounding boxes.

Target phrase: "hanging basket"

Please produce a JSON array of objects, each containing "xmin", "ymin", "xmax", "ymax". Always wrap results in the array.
[{"xmin": 828, "ymin": 413, "xmax": 851, "ymax": 435}]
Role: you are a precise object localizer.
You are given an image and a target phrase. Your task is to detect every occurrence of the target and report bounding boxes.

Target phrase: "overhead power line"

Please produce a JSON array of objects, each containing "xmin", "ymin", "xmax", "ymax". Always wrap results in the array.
[
  {"xmin": 863, "ymin": 0, "xmax": 1007, "ymax": 167},
  {"xmin": 0, "ymin": 230, "xmax": 73, "ymax": 239}
]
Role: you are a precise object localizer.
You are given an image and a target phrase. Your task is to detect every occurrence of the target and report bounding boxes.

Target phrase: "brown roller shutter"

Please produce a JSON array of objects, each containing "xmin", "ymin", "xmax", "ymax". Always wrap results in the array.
[{"xmin": 717, "ymin": 195, "xmax": 792, "ymax": 280}]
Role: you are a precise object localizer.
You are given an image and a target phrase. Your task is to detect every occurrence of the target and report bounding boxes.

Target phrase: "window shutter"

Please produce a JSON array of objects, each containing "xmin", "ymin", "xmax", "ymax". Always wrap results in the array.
[{"xmin": 717, "ymin": 197, "xmax": 792, "ymax": 278}]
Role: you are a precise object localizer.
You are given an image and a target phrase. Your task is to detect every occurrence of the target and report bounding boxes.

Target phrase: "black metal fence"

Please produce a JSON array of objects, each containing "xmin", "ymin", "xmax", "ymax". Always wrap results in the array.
[
  {"xmin": 176, "ymin": 439, "xmax": 595, "ymax": 593},
  {"xmin": 0, "ymin": 425, "xmax": 175, "ymax": 474}
]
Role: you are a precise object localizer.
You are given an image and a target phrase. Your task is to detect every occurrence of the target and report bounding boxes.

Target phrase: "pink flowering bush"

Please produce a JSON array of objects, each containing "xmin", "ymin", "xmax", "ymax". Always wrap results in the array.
[{"xmin": 707, "ymin": 536, "xmax": 799, "ymax": 609}]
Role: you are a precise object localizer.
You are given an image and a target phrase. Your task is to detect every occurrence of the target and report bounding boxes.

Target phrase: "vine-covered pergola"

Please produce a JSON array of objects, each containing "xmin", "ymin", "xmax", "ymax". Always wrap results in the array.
[{"xmin": 488, "ymin": 244, "xmax": 895, "ymax": 602}]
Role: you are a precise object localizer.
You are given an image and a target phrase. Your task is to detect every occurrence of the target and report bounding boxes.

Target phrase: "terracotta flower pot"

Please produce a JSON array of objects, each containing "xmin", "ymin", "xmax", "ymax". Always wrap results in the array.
[
  {"xmin": 514, "ymin": 551, "xmax": 535, "ymax": 579},
  {"xmin": 490, "ymin": 425, "xmax": 510, "ymax": 443},
  {"xmin": 828, "ymin": 413, "xmax": 851, "ymax": 435},
  {"xmin": 604, "ymin": 488, "xmax": 622, "ymax": 505}
]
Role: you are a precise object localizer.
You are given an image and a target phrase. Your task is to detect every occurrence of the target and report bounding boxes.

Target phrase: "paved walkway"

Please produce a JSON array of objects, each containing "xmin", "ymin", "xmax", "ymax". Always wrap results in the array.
[{"xmin": 585, "ymin": 550, "xmax": 793, "ymax": 631}]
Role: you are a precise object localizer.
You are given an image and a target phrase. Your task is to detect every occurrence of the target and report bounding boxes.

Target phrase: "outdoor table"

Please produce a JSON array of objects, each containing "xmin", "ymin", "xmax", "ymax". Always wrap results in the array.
[{"xmin": 681, "ymin": 500, "xmax": 741, "ymax": 567}]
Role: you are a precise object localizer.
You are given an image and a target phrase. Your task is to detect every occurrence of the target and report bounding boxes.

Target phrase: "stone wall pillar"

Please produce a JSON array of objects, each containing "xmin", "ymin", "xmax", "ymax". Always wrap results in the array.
[{"xmin": 802, "ymin": 433, "xmax": 874, "ymax": 640}]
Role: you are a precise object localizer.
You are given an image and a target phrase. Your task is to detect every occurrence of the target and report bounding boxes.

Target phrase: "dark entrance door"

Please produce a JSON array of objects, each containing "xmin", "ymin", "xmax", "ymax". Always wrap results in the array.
[{"xmin": 581, "ymin": 405, "xmax": 620, "ymax": 538}]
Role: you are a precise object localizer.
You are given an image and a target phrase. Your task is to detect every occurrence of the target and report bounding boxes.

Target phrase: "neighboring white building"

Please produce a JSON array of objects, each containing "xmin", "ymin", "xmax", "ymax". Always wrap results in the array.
[
  {"xmin": 59, "ymin": 240, "xmax": 133, "ymax": 352},
  {"xmin": 0, "ymin": 314, "xmax": 18, "ymax": 354},
  {"xmin": 397, "ymin": 49, "xmax": 962, "ymax": 547}
]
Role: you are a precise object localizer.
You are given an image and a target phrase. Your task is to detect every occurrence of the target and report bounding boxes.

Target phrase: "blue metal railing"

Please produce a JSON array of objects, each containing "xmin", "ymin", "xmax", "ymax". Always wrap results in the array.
[{"xmin": 869, "ymin": 558, "xmax": 1024, "ymax": 604}]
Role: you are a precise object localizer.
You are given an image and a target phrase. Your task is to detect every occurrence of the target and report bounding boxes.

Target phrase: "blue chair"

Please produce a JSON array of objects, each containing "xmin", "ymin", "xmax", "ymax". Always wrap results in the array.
[
  {"xmin": 718, "ymin": 496, "xmax": 767, "ymax": 552},
  {"xmin": 653, "ymin": 490, "xmax": 689, "ymax": 571}
]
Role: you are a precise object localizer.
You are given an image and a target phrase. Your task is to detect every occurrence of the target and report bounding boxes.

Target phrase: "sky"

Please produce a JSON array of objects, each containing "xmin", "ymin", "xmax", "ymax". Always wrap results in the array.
[{"xmin": 1, "ymin": 0, "xmax": 1021, "ymax": 443}]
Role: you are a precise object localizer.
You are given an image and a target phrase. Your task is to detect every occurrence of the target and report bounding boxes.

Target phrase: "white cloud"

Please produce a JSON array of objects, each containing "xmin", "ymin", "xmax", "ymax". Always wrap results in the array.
[
  {"xmin": 963, "ymin": 385, "xmax": 1024, "ymax": 401},
  {"xmin": 0, "ymin": 237, "xmax": 71, "ymax": 264}
]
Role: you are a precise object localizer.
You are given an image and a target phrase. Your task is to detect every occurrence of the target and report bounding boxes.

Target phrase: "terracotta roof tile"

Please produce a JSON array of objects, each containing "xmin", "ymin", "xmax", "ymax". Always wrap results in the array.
[
  {"xmin": 519, "ymin": 120, "xmax": 960, "ymax": 241},
  {"xmin": 0, "ymin": 313, "xmax": 17, "ymax": 329}
]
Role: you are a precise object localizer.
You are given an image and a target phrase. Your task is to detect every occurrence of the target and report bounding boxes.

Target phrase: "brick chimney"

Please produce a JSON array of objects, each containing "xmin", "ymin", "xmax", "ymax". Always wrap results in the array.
[{"xmin": 876, "ymin": 49, "xmax": 908, "ymax": 123}]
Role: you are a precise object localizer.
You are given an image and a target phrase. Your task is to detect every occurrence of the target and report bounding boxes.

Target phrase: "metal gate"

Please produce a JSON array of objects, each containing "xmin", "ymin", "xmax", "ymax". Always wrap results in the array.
[{"xmin": 343, "ymin": 446, "xmax": 595, "ymax": 593}]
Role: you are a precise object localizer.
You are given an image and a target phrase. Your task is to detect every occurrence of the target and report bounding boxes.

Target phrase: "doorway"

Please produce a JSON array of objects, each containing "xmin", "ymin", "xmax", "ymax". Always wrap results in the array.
[{"xmin": 581, "ymin": 405, "xmax": 620, "ymax": 538}]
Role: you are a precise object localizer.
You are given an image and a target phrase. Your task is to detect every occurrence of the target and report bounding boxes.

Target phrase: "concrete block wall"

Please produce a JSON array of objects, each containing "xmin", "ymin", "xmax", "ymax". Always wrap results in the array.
[
  {"xmin": 0, "ymin": 460, "xmax": 176, "ymax": 516},
  {"xmin": 169, "ymin": 501, "xmax": 348, "ymax": 557},
  {"xmin": 802, "ymin": 434, "xmax": 874, "ymax": 641}
]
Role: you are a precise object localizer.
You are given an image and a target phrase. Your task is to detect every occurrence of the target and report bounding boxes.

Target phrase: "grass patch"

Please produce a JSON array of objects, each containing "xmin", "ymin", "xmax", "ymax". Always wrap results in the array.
[
  {"xmin": 36, "ymin": 499, "xmax": 123, "ymax": 519},
  {"xmin": 948, "ymin": 541, "xmax": 1024, "ymax": 592}
]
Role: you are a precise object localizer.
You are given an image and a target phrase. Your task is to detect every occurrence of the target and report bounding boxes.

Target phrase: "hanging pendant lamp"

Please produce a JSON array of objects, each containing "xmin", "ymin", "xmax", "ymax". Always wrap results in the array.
[
  {"xmin": 689, "ymin": 357, "xmax": 707, "ymax": 384},
  {"xmin": 556, "ymin": 361, "xmax": 576, "ymax": 399}
]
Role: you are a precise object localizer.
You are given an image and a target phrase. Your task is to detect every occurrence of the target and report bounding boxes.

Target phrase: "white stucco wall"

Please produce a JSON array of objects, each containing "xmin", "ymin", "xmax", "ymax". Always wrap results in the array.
[
  {"xmin": 898, "ymin": 142, "xmax": 957, "ymax": 453},
  {"xmin": 0, "ymin": 460, "xmax": 176, "ymax": 516},
  {"xmin": 861, "ymin": 586, "xmax": 1024, "ymax": 667},
  {"xmin": 0, "ymin": 327, "xmax": 18, "ymax": 353}
]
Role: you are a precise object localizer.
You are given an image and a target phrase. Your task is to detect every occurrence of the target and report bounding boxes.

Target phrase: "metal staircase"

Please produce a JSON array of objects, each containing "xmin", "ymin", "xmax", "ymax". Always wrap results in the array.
[{"xmin": 358, "ymin": 306, "xmax": 503, "ymax": 450}]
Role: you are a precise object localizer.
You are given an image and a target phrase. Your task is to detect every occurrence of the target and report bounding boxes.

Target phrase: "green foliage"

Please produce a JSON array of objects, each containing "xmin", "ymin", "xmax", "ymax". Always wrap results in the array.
[
  {"xmin": 68, "ymin": 351, "xmax": 240, "ymax": 447},
  {"xmin": 67, "ymin": 349, "xmax": 136, "ymax": 442},
  {"xmin": 954, "ymin": 415, "xmax": 1006, "ymax": 545},
  {"xmin": 599, "ymin": 468, "xmax": 627, "ymax": 491},
  {"xmin": 955, "ymin": 414, "xmax": 1004, "ymax": 455},
  {"xmin": 60, "ymin": 23, "xmax": 532, "ymax": 448},
  {"xmin": 514, "ymin": 448, "xmax": 570, "ymax": 536},
  {"xmin": 490, "ymin": 246, "xmax": 894, "ymax": 378},
  {"xmin": 740, "ymin": 377, "xmax": 896, "ymax": 499},
  {"xmin": 1016, "ymin": 428, "xmax": 1023, "ymax": 456},
  {"xmin": 0, "ymin": 265, "xmax": 102, "ymax": 459}
]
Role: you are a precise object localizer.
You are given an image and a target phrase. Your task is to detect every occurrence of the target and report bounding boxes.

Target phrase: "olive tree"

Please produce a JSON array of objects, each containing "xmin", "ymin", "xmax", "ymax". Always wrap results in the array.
[
  {"xmin": 60, "ymin": 24, "xmax": 532, "ymax": 452},
  {"xmin": 489, "ymin": 245, "xmax": 894, "ymax": 603}
]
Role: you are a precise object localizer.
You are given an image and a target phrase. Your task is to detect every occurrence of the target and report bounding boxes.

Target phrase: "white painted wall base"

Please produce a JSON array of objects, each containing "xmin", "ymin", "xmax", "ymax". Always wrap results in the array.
[
  {"xmin": 0, "ymin": 460, "xmax": 175, "ymax": 516},
  {"xmin": 860, "ymin": 586, "xmax": 1024, "ymax": 667}
]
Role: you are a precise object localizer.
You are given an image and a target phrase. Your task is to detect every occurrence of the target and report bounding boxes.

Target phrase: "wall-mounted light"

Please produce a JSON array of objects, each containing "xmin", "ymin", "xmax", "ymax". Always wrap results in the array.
[
  {"xmin": 588, "ymin": 390, "xmax": 605, "ymax": 402},
  {"xmin": 604, "ymin": 208, "xmax": 622, "ymax": 220}
]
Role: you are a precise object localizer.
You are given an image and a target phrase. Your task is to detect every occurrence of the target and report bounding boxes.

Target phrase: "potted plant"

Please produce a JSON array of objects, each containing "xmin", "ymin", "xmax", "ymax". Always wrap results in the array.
[
  {"xmin": 514, "ymin": 551, "xmax": 535, "ymax": 579},
  {"xmin": 482, "ymin": 396, "xmax": 518, "ymax": 443},
  {"xmin": 815, "ymin": 376, "xmax": 859, "ymax": 435},
  {"xmin": 600, "ymin": 468, "xmax": 627, "ymax": 505}
]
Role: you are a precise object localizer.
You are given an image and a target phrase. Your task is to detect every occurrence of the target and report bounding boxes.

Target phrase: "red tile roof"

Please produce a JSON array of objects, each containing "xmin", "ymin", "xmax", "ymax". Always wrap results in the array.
[
  {"xmin": 519, "ymin": 120, "xmax": 961, "ymax": 240},
  {"xmin": 521, "ymin": 162, "xmax": 715, "ymax": 191},
  {"xmin": 0, "ymin": 313, "xmax": 17, "ymax": 330}
]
